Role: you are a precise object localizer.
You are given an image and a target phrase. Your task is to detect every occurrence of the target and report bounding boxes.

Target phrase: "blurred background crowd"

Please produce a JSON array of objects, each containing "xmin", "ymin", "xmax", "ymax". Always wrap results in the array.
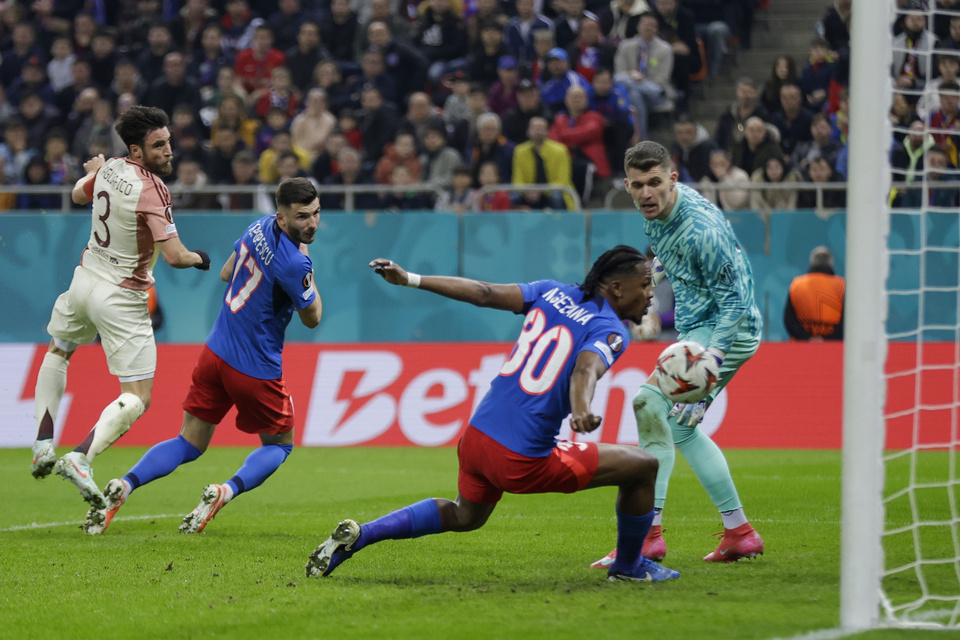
[{"xmin": 0, "ymin": 0, "xmax": 954, "ymax": 212}]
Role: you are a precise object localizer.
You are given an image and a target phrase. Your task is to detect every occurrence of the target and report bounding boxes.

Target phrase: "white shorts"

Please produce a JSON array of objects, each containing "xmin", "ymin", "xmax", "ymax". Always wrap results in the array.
[{"xmin": 47, "ymin": 266, "xmax": 156, "ymax": 378}]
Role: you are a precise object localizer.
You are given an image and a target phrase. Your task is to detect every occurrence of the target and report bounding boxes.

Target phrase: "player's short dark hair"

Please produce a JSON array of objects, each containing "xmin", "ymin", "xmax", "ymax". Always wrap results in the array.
[
  {"xmin": 581, "ymin": 245, "xmax": 647, "ymax": 297},
  {"xmin": 276, "ymin": 177, "xmax": 317, "ymax": 208},
  {"xmin": 624, "ymin": 141, "xmax": 671, "ymax": 173},
  {"xmin": 115, "ymin": 105, "xmax": 169, "ymax": 151}
]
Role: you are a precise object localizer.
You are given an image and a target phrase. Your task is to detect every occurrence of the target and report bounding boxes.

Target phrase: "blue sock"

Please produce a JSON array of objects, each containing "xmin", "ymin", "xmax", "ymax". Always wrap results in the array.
[
  {"xmin": 610, "ymin": 508, "xmax": 655, "ymax": 571},
  {"xmin": 354, "ymin": 498, "xmax": 443, "ymax": 551},
  {"xmin": 224, "ymin": 443, "xmax": 293, "ymax": 498},
  {"xmin": 125, "ymin": 435, "xmax": 202, "ymax": 491}
]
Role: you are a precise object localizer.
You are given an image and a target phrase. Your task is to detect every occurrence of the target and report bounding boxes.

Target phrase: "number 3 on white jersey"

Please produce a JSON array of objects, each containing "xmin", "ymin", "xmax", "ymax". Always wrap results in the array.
[
  {"xmin": 225, "ymin": 243, "xmax": 263, "ymax": 312},
  {"xmin": 500, "ymin": 308, "xmax": 573, "ymax": 394}
]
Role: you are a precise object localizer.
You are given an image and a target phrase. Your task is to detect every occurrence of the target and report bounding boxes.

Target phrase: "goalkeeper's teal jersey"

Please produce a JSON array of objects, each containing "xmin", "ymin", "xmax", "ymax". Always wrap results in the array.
[{"xmin": 643, "ymin": 183, "xmax": 762, "ymax": 352}]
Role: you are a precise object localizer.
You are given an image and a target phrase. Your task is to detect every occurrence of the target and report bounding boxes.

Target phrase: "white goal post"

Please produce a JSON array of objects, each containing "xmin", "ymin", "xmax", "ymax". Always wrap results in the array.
[
  {"xmin": 841, "ymin": 0, "xmax": 891, "ymax": 630},
  {"xmin": 843, "ymin": 0, "xmax": 960, "ymax": 631}
]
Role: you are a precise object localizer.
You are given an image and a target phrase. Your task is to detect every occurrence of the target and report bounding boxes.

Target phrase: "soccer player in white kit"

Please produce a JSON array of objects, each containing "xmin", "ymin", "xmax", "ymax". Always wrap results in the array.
[{"xmin": 31, "ymin": 106, "xmax": 211, "ymax": 515}]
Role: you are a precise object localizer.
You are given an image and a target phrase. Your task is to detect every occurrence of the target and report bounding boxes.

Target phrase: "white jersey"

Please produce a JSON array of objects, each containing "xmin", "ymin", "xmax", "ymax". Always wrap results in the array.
[{"xmin": 79, "ymin": 157, "xmax": 179, "ymax": 291}]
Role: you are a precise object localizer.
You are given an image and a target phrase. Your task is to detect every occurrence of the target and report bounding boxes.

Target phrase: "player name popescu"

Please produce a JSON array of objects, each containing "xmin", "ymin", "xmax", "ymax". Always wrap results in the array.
[
  {"xmin": 540, "ymin": 287, "xmax": 595, "ymax": 325},
  {"xmin": 248, "ymin": 221, "xmax": 275, "ymax": 266}
]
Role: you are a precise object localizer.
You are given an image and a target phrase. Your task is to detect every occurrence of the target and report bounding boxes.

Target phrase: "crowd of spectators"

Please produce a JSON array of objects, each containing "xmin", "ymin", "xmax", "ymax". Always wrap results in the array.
[
  {"xmin": 0, "ymin": 0, "xmax": 954, "ymax": 213},
  {"xmin": 0, "ymin": 0, "xmax": 758, "ymax": 211}
]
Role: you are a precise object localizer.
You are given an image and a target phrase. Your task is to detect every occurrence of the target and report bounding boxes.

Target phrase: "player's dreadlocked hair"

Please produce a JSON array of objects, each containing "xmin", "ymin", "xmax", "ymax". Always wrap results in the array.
[{"xmin": 580, "ymin": 245, "xmax": 647, "ymax": 297}]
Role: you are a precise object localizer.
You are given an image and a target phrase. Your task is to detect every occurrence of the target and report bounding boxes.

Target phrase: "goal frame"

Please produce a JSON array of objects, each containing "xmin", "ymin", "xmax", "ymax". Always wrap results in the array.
[{"xmin": 840, "ymin": 0, "xmax": 893, "ymax": 631}]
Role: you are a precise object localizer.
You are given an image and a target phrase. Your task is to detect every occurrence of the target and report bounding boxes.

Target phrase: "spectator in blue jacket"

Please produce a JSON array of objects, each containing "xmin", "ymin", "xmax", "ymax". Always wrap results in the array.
[
  {"xmin": 538, "ymin": 48, "xmax": 589, "ymax": 114},
  {"xmin": 799, "ymin": 37, "xmax": 836, "ymax": 113},
  {"xmin": 503, "ymin": 0, "xmax": 553, "ymax": 63},
  {"xmin": 588, "ymin": 67, "xmax": 633, "ymax": 177}
]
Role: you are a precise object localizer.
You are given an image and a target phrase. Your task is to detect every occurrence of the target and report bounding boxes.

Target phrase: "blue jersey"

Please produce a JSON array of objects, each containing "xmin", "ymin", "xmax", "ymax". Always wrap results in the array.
[
  {"xmin": 206, "ymin": 214, "xmax": 316, "ymax": 379},
  {"xmin": 643, "ymin": 183, "xmax": 762, "ymax": 352},
  {"xmin": 470, "ymin": 280, "xmax": 629, "ymax": 457}
]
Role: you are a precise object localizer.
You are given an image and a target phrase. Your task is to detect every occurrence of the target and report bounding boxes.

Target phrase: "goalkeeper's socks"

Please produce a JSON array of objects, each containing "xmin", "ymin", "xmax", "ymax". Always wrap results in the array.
[
  {"xmin": 653, "ymin": 507, "xmax": 663, "ymax": 527},
  {"xmin": 224, "ymin": 443, "xmax": 293, "ymax": 500},
  {"xmin": 354, "ymin": 498, "xmax": 443, "ymax": 551},
  {"xmin": 609, "ymin": 508, "xmax": 655, "ymax": 571},
  {"xmin": 125, "ymin": 435, "xmax": 203, "ymax": 491},
  {"xmin": 720, "ymin": 507, "xmax": 748, "ymax": 530}
]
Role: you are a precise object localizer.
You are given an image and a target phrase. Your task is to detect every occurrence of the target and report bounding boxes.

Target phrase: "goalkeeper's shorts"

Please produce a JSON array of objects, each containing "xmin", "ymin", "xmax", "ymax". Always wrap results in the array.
[{"xmin": 678, "ymin": 325, "xmax": 759, "ymax": 405}]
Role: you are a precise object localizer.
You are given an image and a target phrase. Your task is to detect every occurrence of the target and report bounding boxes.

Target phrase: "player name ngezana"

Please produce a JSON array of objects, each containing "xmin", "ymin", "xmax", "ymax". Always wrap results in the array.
[
  {"xmin": 249, "ymin": 221, "xmax": 275, "ymax": 266},
  {"xmin": 98, "ymin": 164, "xmax": 135, "ymax": 196},
  {"xmin": 540, "ymin": 287, "xmax": 595, "ymax": 325}
]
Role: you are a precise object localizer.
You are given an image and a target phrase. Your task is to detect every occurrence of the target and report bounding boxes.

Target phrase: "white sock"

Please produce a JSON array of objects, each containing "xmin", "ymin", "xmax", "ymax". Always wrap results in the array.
[
  {"xmin": 222, "ymin": 484, "xmax": 235, "ymax": 503},
  {"xmin": 85, "ymin": 393, "xmax": 146, "ymax": 462},
  {"xmin": 721, "ymin": 508, "xmax": 748, "ymax": 529},
  {"xmin": 34, "ymin": 352, "xmax": 69, "ymax": 440},
  {"xmin": 653, "ymin": 508, "xmax": 663, "ymax": 527}
]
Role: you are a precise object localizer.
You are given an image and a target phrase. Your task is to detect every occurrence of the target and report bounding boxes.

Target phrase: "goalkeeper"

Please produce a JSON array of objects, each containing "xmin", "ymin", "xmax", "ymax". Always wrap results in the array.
[{"xmin": 593, "ymin": 141, "xmax": 764, "ymax": 567}]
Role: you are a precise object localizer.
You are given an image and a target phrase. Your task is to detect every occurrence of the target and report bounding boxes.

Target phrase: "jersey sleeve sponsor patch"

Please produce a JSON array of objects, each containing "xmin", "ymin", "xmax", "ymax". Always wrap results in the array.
[
  {"xmin": 301, "ymin": 271, "xmax": 314, "ymax": 301},
  {"xmin": 607, "ymin": 333, "xmax": 623, "ymax": 353},
  {"xmin": 593, "ymin": 340, "xmax": 615, "ymax": 366},
  {"xmin": 165, "ymin": 224, "xmax": 177, "ymax": 234}
]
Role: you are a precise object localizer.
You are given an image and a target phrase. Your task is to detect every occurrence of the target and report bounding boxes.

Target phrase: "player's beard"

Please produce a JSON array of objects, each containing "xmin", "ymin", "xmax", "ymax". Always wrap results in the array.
[
  {"xmin": 288, "ymin": 226, "xmax": 315, "ymax": 245},
  {"xmin": 145, "ymin": 155, "xmax": 173, "ymax": 176}
]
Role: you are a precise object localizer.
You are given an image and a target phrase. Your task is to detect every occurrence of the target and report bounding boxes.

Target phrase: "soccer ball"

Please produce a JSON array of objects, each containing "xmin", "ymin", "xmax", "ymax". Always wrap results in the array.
[{"xmin": 655, "ymin": 341, "xmax": 720, "ymax": 404}]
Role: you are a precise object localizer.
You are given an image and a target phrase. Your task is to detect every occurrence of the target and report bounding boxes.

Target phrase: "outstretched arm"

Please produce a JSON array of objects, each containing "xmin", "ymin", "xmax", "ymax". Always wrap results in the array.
[{"xmin": 369, "ymin": 258, "xmax": 525, "ymax": 313}]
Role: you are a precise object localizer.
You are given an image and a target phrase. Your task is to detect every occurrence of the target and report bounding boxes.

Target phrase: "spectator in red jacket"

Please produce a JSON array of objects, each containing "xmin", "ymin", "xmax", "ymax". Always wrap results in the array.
[
  {"xmin": 235, "ymin": 24, "xmax": 286, "ymax": 96},
  {"xmin": 254, "ymin": 66, "xmax": 300, "ymax": 119},
  {"xmin": 549, "ymin": 84, "xmax": 610, "ymax": 200}
]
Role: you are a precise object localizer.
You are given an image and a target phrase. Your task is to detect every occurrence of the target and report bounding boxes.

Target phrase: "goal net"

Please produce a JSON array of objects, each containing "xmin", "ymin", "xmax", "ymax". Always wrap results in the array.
[{"xmin": 844, "ymin": 0, "xmax": 960, "ymax": 630}]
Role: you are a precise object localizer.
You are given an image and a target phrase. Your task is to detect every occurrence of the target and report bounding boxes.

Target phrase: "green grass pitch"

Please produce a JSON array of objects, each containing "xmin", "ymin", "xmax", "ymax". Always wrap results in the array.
[{"xmin": 0, "ymin": 447, "xmax": 951, "ymax": 640}]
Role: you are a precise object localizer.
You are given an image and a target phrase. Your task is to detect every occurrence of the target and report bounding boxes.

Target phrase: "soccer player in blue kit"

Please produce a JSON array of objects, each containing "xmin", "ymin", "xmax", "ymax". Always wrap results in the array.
[
  {"xmin": 592, "ymin": 141, "xmax": 764, "ymax": 568},
  {"xmin": 84, "ymin": 178, "xmax": 323, "ymax": 535},
  {"xmin": 306, "ymin": 246, "xmax": 681, "ymax": 583}
]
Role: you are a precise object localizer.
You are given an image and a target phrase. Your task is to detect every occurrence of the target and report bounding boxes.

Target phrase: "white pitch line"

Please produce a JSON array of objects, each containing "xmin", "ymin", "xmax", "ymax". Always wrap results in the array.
[
  {"xmin": 1, "ymin": 514, "xmax": 178, "ymax": 532},
  {"xmin": 768, "ymin": 609, "xmax": 960, "ymax": 640},
  {"xmin": 767, "ymin": 628, "xmax": 857, "ymax": 640}
]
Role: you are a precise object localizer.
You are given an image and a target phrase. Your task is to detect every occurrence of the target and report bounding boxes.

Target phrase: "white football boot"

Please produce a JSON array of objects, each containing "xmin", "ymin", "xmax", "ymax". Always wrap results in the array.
[
  {"xmin": 54, "ymin": 451, "xmax": 106, "ymax": 510},
  {"xmin": 31, "ymin": 440, "xmax": 57, "ymax": 479}
]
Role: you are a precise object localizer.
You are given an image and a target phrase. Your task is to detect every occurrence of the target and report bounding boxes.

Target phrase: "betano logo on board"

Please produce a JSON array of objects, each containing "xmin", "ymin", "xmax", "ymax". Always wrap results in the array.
[{"xmin": 4, "ymin": 341, "xmax": 947, "ymax": 451}]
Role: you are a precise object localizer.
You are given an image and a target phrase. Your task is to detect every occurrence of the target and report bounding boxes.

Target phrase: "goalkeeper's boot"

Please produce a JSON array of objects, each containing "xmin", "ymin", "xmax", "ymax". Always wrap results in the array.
[
  {"xmin": 590, "ymin": 548, "xmax": 617, "ymax": 569},
  {"xmin": 86, "ymin": 478, "xmax": 128, "ymax": 535},
  {"xmin": 703, "ymin": 523, "xmax": 764, "ymax": 562},
  {"xmin": 642, "ymin": 525, "xmax": 667, "ymax": 561},
  {"xmin": 306, "ymin": 519, "xmax": 362, "ymax": 578},
  {"xmin": 31, "ymin": 439, "xmax": 56, "ymax": 479},
  {"xmin": 54, "ymin": 451, "xmax": 106, "ymax": 509},
  {"xmin": 608, "ymin": 556, "xmax": 680, "ymax": 583},
  {"xmin": 590, "ymin": 525, "xmax": 667, "ymax": 568},
  {"xmin": 179, "ymin": 484, "xmax": 227, "ymax": 533}
]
